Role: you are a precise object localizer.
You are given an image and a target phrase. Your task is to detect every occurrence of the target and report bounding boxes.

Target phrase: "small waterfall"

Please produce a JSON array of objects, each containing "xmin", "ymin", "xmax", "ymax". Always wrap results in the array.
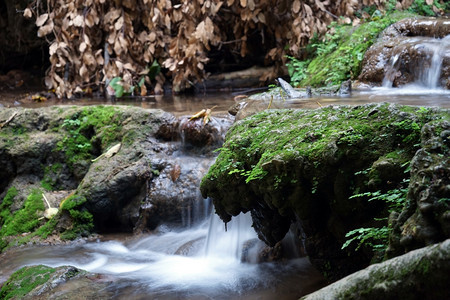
[
  {"xmin": 420, "ymin": 35, "xmax": 450, "ymax": 88},
  {"xmin": 382, "ymin": 35, "xmax": 450, "ymax": 89},
  {"xmin": 382, "ymin": 54, "xmax": 400, "ymax": 88},
  {"xmin": 204, "ymin": 211, "xmax": 259, "ymax": 261}
]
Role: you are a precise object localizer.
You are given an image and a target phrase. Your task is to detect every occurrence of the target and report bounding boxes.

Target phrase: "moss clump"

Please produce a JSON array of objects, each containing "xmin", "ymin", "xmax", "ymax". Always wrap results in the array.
[
  {"xmin": 57, "ymin": 106, "xmax": 123, "ymax": 169},
  {"xmin": 203, "ymin": 103, "xmax": 442, "ymax": 193},
  {"xmin": 0, "ymin": 189, "xmax": 45, "ymax": 237},
  {"xmin": 0, "ymin": 265, "xmax": 56, "ymax": 300},
  {"xmin": 60, "ymin": 195, "xmax": 94, "ymax": 240},
  {"xmin": 0, "ymin": 188, "xmax": 61, "ymax": 252}
]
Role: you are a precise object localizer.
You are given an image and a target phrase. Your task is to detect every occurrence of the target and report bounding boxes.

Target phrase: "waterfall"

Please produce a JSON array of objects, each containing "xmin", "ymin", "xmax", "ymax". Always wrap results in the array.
[
  {"xmin": 204, "ymin": 211, "xmax": 259, "ymax": 261},
  {"xmin": 420, "ymin": 35, "xmax": 450, "ymax": 88},
  {"xmin": 382, "ymin": 35, "xmax": 450, "ymax": 89}
]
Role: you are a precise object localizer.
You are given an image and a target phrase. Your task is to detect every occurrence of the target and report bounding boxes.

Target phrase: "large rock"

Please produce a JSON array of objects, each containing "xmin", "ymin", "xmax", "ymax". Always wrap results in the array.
[
  {"xmin": 302, "ymin": 239, "xmax": 450, "ymax": 300},
  {"xmin": 200, "ymin": 103, "xmax": 450, "ymax": 280},
  {"xmin": 359, "ymin": 18, "xmax": 450, "ymax": 88}
]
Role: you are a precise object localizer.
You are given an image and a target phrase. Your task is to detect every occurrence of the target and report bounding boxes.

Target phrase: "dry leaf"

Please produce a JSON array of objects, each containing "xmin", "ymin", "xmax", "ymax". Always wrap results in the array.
[
  {"xmin": 37, "ymin": 23, "xmax": 54, "ymax": 37},
  {"xmin": 293, "ymin": 0, "xmax": 301, "ymax": 14},
  {"xmin": 23, "ymin": 8, "xmax": 32, "ymax": 19},
  {"xmin": 36, "ymin": 13, "xmax": 48, "ymax": 26}
]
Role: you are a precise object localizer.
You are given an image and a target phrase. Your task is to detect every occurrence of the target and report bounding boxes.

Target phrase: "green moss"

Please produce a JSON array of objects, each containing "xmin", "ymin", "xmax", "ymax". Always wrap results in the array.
[
  {"xmin": 0, "ymin": 189, "xmax": 45, "ymax": 237},
  {"xmin": 0, "ymin": 188, "xmax": 61, "ymax": 252},
  {"xmin": 57, "ymin": 106, "xmax": 123, "ymax": 169},
  {"xmin": 0, "ymin": 265, "xmax": 56, "ymax": 300},
  {"xmin": 0, "ymin": 187, "xmax": 18, "ymax": 226},
  {"xmin": 206, "ymin": 104, "xmax": 430, "ymax": 186},
  {"xmin": 60, "ymin": 195, "xmax": 94, "ymax": 240}
]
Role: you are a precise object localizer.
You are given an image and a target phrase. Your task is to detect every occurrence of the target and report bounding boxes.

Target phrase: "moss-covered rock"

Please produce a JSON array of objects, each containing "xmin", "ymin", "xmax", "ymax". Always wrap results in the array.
[
  {"xmin": 301, "ymin": 239, "xmax": 450, "ymax": 300},
  {"xmin": 0, "ymin": 265, "xmax": 56, "ymax": 299},
  {"xmin": 0, "ymin": 265, "xmax": 112, "ymax": 300},
  {"xmin": 200, "ymin": 103, "xmax": 449, "ymax": 280}
]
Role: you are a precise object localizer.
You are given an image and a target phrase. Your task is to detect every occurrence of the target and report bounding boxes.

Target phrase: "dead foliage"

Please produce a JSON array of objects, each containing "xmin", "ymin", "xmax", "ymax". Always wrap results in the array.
[{"xmin": 22, "ymin": 0, "xmax": 419, "ymax": 98}]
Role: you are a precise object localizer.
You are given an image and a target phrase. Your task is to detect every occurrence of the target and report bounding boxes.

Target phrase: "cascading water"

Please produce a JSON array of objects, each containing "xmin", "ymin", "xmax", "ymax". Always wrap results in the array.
[{"xmin": 381, "ymin": 34, "xmax": 450, "ymax": 90}]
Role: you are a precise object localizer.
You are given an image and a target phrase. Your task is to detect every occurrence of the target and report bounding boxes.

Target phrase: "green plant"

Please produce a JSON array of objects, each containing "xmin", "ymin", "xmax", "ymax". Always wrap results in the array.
[
  {"xmin": 342, "ymin": 180, "xmax": 409, "ymax": 252},
  {"xmin": 60, "ymin": 195, "xmax": 94, "ymax": 240},
  {"xmin": 286, "ymin": 56, "xmax": 310, "ymax": 87},
  {"xmin": 108, "ymin": 60, "xmax": 161, "ymax": 98}
]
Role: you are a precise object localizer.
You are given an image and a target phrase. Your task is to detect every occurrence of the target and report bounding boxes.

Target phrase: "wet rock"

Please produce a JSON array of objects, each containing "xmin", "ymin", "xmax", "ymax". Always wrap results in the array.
[
  {"xmin": 201, "ymin": 103, "xmax": 449, "ymax": 280},
  {"xmin": 302, "ymin": 239, "xmax": 450, "ymax": 300},
  {"xmin": 359, "ymin": 17, "xmax": 450, "ymax": 88}
]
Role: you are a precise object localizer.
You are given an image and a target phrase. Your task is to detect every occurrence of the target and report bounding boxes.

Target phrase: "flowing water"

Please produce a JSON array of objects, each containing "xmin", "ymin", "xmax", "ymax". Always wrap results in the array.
[{"xmin": 0, "ymin": 213, "xmax": 325, "ymax": 299}]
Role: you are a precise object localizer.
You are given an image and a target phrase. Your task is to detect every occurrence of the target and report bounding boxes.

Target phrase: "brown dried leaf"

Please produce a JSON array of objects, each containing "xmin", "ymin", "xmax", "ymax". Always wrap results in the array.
[
  {"xmin": 36, "ymin": 14, "xmax": 49, "ymax": 27},
  {"xmin": 37, "ymin": 22, "xmax": 54, "ymax": 37},
  {"xmin": 293, "ymin": 0, "xmax": 301, "ymax": 14},
  {"xmin": 248, "ymin": 0, "xmax": 255, "ymax": 10},
  {"xmin": 73, "ymin": 15, "xmax": 84, "ymax": 27},
  {"xmin": 23, "ymin": 8, "xmax": 32, "ymax": 19},
  {"xmin": 79, "ymin": 42, "xmax": 87, "ymax": 53}
]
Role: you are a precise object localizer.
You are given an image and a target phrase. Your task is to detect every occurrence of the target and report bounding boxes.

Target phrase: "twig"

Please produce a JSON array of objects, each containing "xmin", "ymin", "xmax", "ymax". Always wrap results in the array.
[
  {"xmin": 42, "ymin": 193, "xmax": 52, "ymax": 209},
  {"xmin": 0, "ymin": 111, "xmax": 18, "ymax": 129}
]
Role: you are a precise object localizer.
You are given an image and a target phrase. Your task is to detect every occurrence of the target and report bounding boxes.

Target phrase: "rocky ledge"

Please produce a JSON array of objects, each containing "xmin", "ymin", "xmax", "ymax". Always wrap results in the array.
[{"xmin": 200, "ymin": 103, "xmax": 450, "ymax": 280}]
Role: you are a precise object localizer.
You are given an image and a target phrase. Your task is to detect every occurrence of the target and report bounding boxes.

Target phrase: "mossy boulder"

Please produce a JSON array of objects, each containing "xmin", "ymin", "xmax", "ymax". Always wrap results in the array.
[
  {"xmin": 200, "ymin": 103, "xmax": 449, "ymax": 280},
  {"xmin": 302, "ymin": 239, "xmax": 450, "ymax": 300}
]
